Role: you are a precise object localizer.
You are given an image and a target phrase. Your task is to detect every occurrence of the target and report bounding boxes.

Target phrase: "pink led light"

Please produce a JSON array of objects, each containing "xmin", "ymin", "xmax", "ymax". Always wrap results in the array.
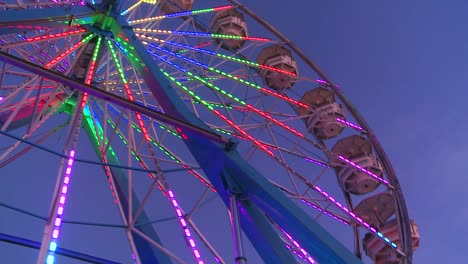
[
  {"xmin": 282, "ymin": 230, "xmax": 316, "ymax": 263},
  {"xmin": 301, "ymin": 200, "xmax": 348, "ymax": 225},
  {"xmin": 312, "ymin": 185, "xmax": 397, "ymax": 248},
  {"xmin": 259, "ymin": 64, "xmax": 297, "ymax": 77},
  {"xmin": 44, "ymin": 36, "xmax": 90, "ymax": 69},
  {"xmin": 337, "ymin": 155, "xmax": 389, "ymax": 185},
  {"xmin": 52, "ymin": 229, "xmax": 59, "ymax": 239},
  {"xmin": 47, "ymin": 149, "xmax": 77, "ymax": 259},
  {"xmin": 213, "ymin": 5, "xmax": 232, "ymax": 11},
  {"xmin": 167, "ymin": 189, "xmax": 205, "ymax": 263},
  {"xmin": 245, "ymin": 105, "xmax": 303, "ymax": 137},
  {"xmin": 213, "ymin": 109, "xmax": 274, "ymax": 156},
  {"xmin": 336, "ymin": 117, "xmax": 364, "ymax": 131}
]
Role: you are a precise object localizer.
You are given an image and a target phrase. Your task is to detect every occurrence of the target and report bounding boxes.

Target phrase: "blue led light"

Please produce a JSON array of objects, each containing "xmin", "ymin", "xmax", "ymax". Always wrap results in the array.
[
  {"xmin": 49, "ymin": 241, "xmax": 57, "ymax": 252},
  {"xmin": 46, "ymin": 254, "xmax": 55, "ymax": 264}
]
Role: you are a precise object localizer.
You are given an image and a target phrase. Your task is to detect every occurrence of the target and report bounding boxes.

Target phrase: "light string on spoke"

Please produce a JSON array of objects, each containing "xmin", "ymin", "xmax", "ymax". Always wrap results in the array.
[
  {"xmin": 128, "ymin": 5, "xmax": 233, "ymax": 25},
  {"xmin": 133, "ymin": 28, "xmax": 270, "ymax": 42}
]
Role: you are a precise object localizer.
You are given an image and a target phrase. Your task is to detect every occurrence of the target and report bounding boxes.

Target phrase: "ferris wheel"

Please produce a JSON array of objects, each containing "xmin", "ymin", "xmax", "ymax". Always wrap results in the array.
[{"xmin": 0, "ymin": 0, "xmax": 420, "ymax": 263}]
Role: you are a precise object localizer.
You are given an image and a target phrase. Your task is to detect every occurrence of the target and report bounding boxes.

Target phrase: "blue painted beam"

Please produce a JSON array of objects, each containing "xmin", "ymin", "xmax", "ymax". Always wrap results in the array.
[{"xmin": 0, "ymin": 232, "xmax": 120, "ymax": 264}]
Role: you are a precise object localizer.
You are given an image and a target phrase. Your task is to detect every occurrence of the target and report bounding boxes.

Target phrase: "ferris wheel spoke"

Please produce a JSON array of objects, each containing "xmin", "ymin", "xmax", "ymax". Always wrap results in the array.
[
  {"xmin": 0, "ymin": 5, "xmax": 98, "ymax": 34},
  {"xmin": 131, "ymin": 227, "xmax": 188, "ymax": 264},
  {"xmin": 133, "ymin": 27, "xmax": 270, "ymax": 43},
  {"xmin": 128, "ymin": 5, "xmax": 233, "ymax": 25},
  {"xmin": 0, "ymin": 27, "xmax": 86, "ymax": 49}
]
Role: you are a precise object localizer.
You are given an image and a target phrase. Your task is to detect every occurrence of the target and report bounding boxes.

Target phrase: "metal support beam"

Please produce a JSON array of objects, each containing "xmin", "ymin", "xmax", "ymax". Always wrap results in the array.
[
  {"xmin": 229, "ymin": 195, "xmax": 246, "ymax": 264},
  {"xmin": 0, "ymin": 50, "xmax": 227, "ymax": 145}
]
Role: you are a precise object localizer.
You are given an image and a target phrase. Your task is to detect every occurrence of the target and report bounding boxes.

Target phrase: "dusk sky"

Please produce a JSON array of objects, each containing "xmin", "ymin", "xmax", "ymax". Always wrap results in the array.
[{"xmin": 1, "ymin": 0, "xmax": 466, "ymax": 263}]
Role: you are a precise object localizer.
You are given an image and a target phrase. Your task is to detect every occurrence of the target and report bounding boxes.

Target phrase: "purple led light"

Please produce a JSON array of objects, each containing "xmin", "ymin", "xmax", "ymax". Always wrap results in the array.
[
  {"xmin": 282, "ymin": 230, "xmax": 316, "ymax": 263},
  {"xmin": 167, "ymin": 190, "xmax": 204, "ymax": 264},
  {"xmin": 313, "ymin": 185, "xmax": 397, "ymax": 249},
  {"xmin": 337, "ymin": 155, "xmax": 389, "ymax": 185},
  {"xmin": 301, "ymin": 200, "xmax": 348, "ymax": 225},
  {"xmin": 316, "ymin": 79, "xmax": 328, "ymax": 85},
  {"xmin": 336, "ymin": 117, "xmax": 364, "ymax": 131},
  {"xmin": 304, "ymin": 157, "xmax": 327, "ymax": 167},
  {"xmin": 46, "ymin": 149, "xmax": 76, "ymax": 262}
]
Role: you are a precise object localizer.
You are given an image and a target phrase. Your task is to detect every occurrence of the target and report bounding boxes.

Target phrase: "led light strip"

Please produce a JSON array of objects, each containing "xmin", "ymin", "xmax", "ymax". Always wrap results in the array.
[
  {"xmin": 138, "ymin": 35, "xmax": 295, "ymax": 77},
  {"xmin": 120, "ymin": 0, "xmax": 143, "ymax": 15},
  {"xmin": 133, "ymin": 28, "xmax": 270, "ymax": 42},
  {"xmin": 313, "ymin": 186, "xmax": 397, "ymax": 248},
  {"xmin": 45, "ymin": 150, "xmax": 76, "ymax": 264},
  {"xmin": 301, "ymin": 199, "xmax": 349, "ymax": 225},
  {"xmin": 81, "ymin": 36, "xmax": 102, "ymax": 110},
  {"xmin": 128, "ymin": 5, "xmax": 232, "ymax": 25},
  {"xmin": 336, "ymin": 117, "xmax": 363, "ymax": 132},
  {"xmin": 337, "ymin": 156, "xmax": 389, "ymax": 185},
  {"xmin": 168, "ymin": 190, "xmax": 205, "ymax": 264},
  {"xmin": 25, "ymin": 28, "xmax": 86, "ymax": 43},
  {"xmin": 283, "ymin": 231, "xmax": 316, "ymax": 263},
  {"xmin": 44, "ymin": 34, "xmax": 94, "ymax": 69}
]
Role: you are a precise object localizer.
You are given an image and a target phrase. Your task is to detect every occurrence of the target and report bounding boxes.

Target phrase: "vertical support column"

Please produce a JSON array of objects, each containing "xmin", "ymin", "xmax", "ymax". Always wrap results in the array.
[{"xmin": 229, "ymin": 194, "xmax": 246, "ymax": 264}]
